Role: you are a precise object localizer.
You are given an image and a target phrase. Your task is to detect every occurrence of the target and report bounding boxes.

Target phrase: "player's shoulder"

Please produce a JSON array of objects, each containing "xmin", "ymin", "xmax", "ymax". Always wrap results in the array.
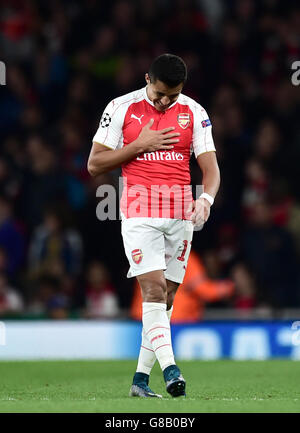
[
  {"xmin": 178, "ymin": 93, "xmax": 207, "ymax": 114},
  {"xmin": 108, "ymin": 87, "xmax": 145, "ymax": 109}
]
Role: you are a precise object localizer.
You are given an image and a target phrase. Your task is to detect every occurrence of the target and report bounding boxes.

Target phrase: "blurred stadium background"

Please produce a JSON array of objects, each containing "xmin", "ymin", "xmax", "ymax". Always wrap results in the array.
[{"xmin": 1, "ymin": 0, "xmax": 300, "ymax": 361}]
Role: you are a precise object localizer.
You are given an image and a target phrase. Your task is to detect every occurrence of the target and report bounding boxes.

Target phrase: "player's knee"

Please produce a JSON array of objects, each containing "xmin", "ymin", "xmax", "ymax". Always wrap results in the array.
[{"xmin": 139, "ymin": 277, "xmax": 167, "ymax": 303}]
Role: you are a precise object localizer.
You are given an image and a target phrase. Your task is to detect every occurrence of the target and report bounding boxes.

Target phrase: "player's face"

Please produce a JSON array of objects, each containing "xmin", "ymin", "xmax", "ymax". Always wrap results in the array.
[{"xmin": 145, "ymin": 74, "xmax": 184, "ymax": 112}]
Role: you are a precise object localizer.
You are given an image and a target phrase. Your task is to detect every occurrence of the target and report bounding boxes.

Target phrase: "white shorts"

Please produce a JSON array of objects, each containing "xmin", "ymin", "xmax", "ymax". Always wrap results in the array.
[{"xmin": 121, "ymin": 216, "xmax": 194, "ymax": 284}]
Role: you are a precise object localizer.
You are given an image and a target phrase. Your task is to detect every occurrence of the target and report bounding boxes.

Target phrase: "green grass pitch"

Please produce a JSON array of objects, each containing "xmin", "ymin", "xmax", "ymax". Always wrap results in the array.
[{"xmin": 0, "ymin": 360, "xmax": 299, "ymax": 413}]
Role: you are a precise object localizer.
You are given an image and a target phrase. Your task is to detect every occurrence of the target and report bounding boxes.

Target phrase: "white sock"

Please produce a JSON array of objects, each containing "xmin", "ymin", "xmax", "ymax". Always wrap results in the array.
[
  {"xmin": 141, "ymin": 302, "xmax": 175, "ymax": 371},
  {"xmin": 136, "ymin": 306, "xmax": 173, "ymax": 375}
]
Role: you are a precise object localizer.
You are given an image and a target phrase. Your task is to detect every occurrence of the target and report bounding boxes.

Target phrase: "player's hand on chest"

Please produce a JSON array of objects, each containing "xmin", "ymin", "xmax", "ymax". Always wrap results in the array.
[{"xmin": 124, "ymin": 110, "xmax": 193, "ymax": 152}]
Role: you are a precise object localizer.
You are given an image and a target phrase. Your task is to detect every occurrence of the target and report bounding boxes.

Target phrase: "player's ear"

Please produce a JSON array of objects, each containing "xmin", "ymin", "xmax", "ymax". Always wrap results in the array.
[{"xmin": 145, "ymin": 73, "xmax": 150, "ymax": 84}]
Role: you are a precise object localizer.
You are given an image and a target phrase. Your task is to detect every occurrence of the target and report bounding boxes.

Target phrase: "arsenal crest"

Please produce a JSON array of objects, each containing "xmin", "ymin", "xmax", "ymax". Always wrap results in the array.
[
  {"xmin": 131, "ymin": 249, "xmax": 143, "ymax": 264},
  {"xmin": 177, "ymin": 113, "xmax": 190, "ymax": 129}
]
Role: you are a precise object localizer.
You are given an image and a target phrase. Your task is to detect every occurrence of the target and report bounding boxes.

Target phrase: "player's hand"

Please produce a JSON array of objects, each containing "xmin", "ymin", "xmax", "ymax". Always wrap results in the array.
[
  {"xmin": 135, "ymin": 118, "xmax": 180, "ymax": 153},
  {"xmin": 187, "ymin": 197, "xmax": 211, "ymax": 226}
]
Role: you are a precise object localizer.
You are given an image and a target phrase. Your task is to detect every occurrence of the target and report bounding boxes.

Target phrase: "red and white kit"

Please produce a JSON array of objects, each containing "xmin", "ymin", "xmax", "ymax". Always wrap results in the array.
[{"xmin": 93, "ymin": 87, "xmax": 216, "ymax": 283}]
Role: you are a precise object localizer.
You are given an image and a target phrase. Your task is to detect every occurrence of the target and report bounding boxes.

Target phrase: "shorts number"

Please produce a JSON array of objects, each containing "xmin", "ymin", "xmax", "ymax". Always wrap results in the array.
[{"xmin": 177, "ymin": 240, "xmax": 188, "ymax": 261}]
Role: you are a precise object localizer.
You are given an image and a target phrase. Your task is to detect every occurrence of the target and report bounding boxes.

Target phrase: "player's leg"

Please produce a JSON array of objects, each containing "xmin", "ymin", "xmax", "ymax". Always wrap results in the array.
[
  {"xmin": 161, "ymin": 219, "xmax": 194, "ymax": 397},
  {"xmin": 122, "ymin": 217, "xmax": 167, "ymax": 397},
  {"xmin": 158, "ymin": 278, "xmax": 186, "ymax": 397},
  {"xmin": 132, "ymin": 278, "xmax": 179, "ymax": 397},
  {"xmin": 131, "ymin": 270, "xmax": 176, "ymax": 398},
  {"xmin": 133, "ymin": 217, "xmax": 192, "ymax": 398},
  {"xmin": 122, "ymin": 216, "xmax": 186, "ymax": 397},
  {"xmin": 132, "ymin": 308, "xmax": 174, "ymax": 397},
  {"xmin": 138, "ymin": 270, "xmax": 176, "ymax": 371},
  {"xmin": 139, "ymin": 278, "xmax": 178, "ymax": 374},
  {"xmin": 131, "ymin": 270, "xmax": 167, "ymax": 398},
  {"xmin": 137, "ymin": 270, "xmax": 187, "ymax": 398},
  {"xmin": 135, "ymin": 282, "xmax": 174, "ymax": 379}
]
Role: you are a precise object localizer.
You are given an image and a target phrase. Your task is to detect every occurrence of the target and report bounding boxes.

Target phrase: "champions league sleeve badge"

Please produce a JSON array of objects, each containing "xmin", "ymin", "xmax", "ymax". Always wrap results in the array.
[
  {"xmin": 100, "ymin": 112, "xmax": 112, "ymax": 128},
  {"xmin": 201, "ymin": 119, "xmax": 211, "ymax": 128}
]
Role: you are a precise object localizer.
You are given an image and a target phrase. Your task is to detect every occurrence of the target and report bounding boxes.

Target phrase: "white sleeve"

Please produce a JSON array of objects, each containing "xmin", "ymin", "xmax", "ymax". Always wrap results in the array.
[
  {"xmin": 92, "ymin": 99, "xmax": 126, "ymax": 150},
  {"xmin": 192, "ymin": 104, "xmax": 216, "ymax": 158}
]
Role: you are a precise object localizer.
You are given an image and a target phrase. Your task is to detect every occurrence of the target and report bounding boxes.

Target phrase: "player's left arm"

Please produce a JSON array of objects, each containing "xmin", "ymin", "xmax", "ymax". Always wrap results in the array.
[
  {"xmin": 192, "ymin": 151, "xmax": 220, "ymax": 225},
  {"xmin": 190, "ymin": 105, "xmax": 220, "ymax": 226}
]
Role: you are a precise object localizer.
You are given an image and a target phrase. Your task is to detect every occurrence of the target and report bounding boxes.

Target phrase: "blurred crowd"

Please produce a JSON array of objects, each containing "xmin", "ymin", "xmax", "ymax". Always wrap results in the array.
[{"xmin": 0, "ymin": 0, "xmax": 300, "ymax": 319}]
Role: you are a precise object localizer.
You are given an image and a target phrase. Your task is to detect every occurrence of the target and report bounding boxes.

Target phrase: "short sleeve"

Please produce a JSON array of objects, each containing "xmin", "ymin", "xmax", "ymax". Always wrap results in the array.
[
  {"xmin": 192, "ymin": 105, "xmax": 216, "ymax": 158},
  {"xmin": 92, "ymin": 100, "xmax": 124, "ymax": 150}
]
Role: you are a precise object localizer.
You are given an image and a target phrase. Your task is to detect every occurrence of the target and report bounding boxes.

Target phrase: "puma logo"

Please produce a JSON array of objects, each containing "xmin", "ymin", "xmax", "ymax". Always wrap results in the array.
[{"xmin": 131, "ymin": 114, "xmax": 144, "ymax": 124}]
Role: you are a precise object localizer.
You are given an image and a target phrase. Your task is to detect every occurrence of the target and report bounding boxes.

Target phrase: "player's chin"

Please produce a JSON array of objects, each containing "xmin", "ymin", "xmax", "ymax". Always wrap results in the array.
[{"xmin": 155, "ymin": 102, "xmax": 168, "ymax": 111}]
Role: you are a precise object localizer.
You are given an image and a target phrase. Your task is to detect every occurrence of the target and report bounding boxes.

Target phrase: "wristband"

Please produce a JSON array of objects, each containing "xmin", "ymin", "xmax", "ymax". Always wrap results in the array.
[{"xmin": 200, "ymin": 192, "xmax": 214, "ymax": 206}]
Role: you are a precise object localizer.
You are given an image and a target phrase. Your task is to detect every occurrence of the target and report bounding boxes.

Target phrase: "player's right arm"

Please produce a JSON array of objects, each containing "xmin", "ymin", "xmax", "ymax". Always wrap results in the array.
[{"xmin": 88, "ymin": 113, "xmax": 180, "ymax": 176}]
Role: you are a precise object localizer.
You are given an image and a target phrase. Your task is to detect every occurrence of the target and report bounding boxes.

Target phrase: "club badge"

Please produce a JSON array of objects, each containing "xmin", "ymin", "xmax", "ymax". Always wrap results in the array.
[
  {"xmin": 177, "ymin": 113, "xmax": 190, "ymax": 129},
  {"xmin": 131, "ymin": 249, "xmax": 143, "ymax": 264}
]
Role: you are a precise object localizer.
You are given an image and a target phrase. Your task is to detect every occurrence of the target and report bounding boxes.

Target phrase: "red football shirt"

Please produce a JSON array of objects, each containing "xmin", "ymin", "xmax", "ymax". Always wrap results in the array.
[{"xmin": 93, "ymin": 87, "xmax": 215, "ymax": 219}]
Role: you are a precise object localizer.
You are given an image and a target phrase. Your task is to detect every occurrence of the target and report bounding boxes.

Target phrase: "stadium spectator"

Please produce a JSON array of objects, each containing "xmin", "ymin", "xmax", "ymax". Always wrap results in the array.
[
  {"xmin": 0, "ymin": 195, "xmax": 25, "ymax": 277},
  {"xmin": 21, "ymin": 136, "xmax": 67, "ymax": 227},
  {"xmin": 27, "ymin": 274, "xmax": 70, "ymax": 319},
  {"xmin": 230, "ymin": 262, "xmax": 257, "ymax": 311},
  {"xmin": 286, "ymin": 200, "xmax": 300, "ymax": 258},
  {"xmin": 0, "ymin": 248, "xmax": 8, "ymax": 274},
  {"xmin": 84, "ymin": 261, "xmax": 120, "ymax": 319},
  {"xmin": 242, "ymin": 201, "xmax": 300, "ymax": 307},
  {"xmin": 0, "ymin": 272, "xmax": 24, "ymax": 316},
  {"xmin": 60, "ymin": 121, "xmax": 89, "ymax": 211},
  {"xmin": 242, "ymin": 158, "xmax": 269, "ymax": 222},
  {"xmin": 28, "ymin": 205, "xmax": 83, "ymax": 280},
  {"xmin": 252, "ymin": 119, "xmax": 283, "ymax": 179},
  {"xmin": 0, "ymin": 156, "xmax": 20, "ymax": 200},
  {"xmin": 208, "ymin": 225, "xmax": 239, "ymax": 273}
]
